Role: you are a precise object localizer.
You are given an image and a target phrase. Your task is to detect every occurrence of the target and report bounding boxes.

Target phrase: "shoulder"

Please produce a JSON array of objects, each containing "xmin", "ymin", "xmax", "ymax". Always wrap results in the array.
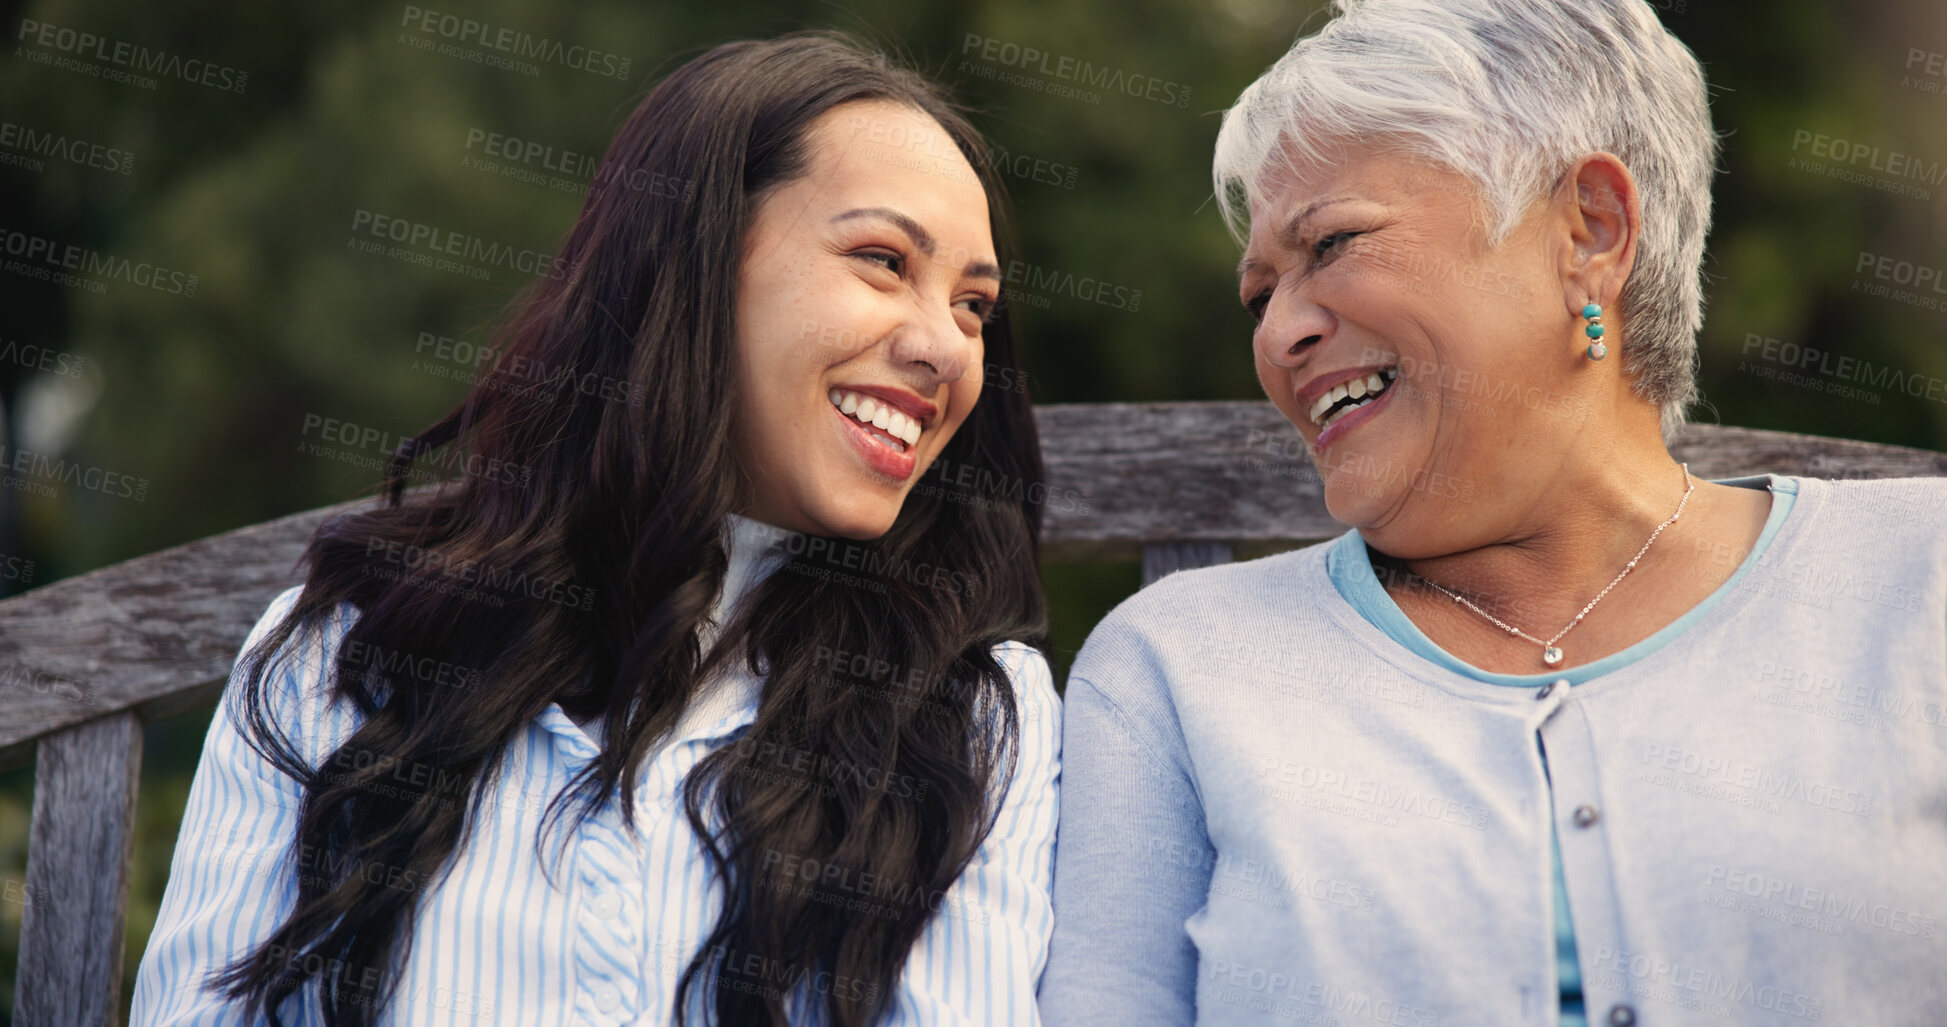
[
  {"xmin": 225, "ymin": 584, "xmax": 366, "ymax": 768},
  {"xmin": 1070, "ymin": 539, "xmax": 1337, "ymax": 690},
  {"xmin": 1794, "ymin": 474, "xmax": 1947, "ymax": 529},
  {"xmin": 240, "ymin": 584, "xmax": 363, "ymax": 681},
  {"xmin": 989, "ymin": 640, "xmax": 1060, "ymax": 744},
  {"xmin": 1777, "ymin": 475, "xmax": 1947, "ymax": 567},
  {"xmin": 1053, "ymin": 539, "xmax": 1341, "ymax": 762}
]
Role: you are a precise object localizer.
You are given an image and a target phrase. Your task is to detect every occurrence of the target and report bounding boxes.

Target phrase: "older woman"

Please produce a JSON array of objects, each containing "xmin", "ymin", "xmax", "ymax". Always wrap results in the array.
[{"xmin": 1038, "ymin": 1, "xmax": 1947, "ymax": 1025}]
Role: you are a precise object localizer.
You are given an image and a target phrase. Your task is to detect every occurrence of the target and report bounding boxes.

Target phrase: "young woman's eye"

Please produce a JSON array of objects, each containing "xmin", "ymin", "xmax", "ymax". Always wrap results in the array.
[
  {"xmin": 1312, "ymin": 230, "xmax": 1359, "ymax": 262},
  {"xmin": 857, "ymin": 250, "xmax": 905, "ymax": 275},
  {"xmin": 1244, "ymin": 290, "xmax": 1272, "ymax": 324}
]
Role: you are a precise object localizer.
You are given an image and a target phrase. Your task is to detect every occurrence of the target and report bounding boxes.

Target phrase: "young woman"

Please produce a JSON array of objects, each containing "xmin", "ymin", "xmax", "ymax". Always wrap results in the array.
[{"xmin": 133, "ymin": 32, "xmax": 1059, "ymax": 1027}]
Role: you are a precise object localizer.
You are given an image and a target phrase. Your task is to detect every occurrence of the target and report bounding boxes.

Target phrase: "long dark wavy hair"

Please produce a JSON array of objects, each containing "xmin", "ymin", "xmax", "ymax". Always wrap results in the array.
[{"xmin": 211, "ymin": 31, "xmax": 1047, "ymax": 1027}]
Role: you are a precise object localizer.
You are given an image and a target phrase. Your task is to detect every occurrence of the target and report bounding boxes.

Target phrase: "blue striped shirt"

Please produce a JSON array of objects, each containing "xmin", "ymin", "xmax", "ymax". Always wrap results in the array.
[{"xmin": 132, "ymin": 516, "xmax": 1061, "ymax": 1025}]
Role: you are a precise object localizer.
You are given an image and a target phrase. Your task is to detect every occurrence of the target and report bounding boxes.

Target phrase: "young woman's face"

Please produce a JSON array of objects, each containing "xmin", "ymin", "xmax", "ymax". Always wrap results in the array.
[{"xmin": 732, "ymin": 100, "xmax": 999, "ymax": 539}]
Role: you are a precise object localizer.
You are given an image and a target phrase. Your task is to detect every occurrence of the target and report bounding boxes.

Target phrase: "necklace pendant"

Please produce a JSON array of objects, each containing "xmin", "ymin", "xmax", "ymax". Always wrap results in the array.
[{"xmin": 1542, "ymin": 646, "xmax": 1564, "ymax": 667}]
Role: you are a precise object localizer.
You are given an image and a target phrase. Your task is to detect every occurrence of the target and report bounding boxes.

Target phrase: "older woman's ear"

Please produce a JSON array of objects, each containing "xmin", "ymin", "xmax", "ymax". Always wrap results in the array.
[{"xmin": 1558, "ymin": 152, "xmax": 1643, "ymax": 313}]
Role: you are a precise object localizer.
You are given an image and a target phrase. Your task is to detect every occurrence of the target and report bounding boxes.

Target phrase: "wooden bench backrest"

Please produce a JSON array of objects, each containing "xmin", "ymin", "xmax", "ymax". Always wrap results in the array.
[{"xmin": 6, "ymin": 402, "xmax": 1944, "ymax": 1025}]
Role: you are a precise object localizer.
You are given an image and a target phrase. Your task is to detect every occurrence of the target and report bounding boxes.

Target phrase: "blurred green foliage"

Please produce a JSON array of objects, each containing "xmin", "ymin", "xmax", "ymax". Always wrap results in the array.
[{"xmin": 1, "ymin": 0, "xmax": 1943, "ymax": 1018}]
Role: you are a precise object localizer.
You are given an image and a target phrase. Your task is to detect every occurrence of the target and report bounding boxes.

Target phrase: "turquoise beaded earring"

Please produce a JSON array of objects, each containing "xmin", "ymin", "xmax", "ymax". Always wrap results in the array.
[{"xmin": 1582, "ymin": 302, "xmax": 1607, "ymax": 360}]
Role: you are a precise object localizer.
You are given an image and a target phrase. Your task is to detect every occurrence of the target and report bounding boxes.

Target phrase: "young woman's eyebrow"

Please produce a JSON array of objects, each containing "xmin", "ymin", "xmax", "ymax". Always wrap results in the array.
[
  {"xmin": 831, "ymin": 206, "xmax": 1000, "ymax": 280},
  {"xmin": 832, "ymin": 206, "xmax": 935, "ymax": 254}
]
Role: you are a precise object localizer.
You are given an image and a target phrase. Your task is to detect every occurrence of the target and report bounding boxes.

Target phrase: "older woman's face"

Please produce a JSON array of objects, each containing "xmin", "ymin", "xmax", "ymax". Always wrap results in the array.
[{"xmin": 1238, "ymin": 144, "xmax": 1593, "ymax": 552}]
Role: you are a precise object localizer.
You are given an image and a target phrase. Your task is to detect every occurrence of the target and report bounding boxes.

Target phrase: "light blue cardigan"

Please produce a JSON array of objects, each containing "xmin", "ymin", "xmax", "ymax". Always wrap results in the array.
[{"xmin": 1039, "ymin": 475, "xmax": 1947, "ymax": 1026}]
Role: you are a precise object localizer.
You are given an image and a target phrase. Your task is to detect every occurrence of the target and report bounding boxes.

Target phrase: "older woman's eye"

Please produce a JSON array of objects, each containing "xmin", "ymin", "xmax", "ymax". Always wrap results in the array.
[
  {"xmin": 1244, "ymin": 291, "xmax": 1272, "ymax": 324},
  {"xmin": 955, "ymin": 295, "xmax": 998, "ymax": 323},
  {"xmin": 857, "ymin": 250, "xmax": 905, "ymax": 275},
  {"xmin": 1312, "ymin": 231, "xmax": 1359, "ymax": 262}
]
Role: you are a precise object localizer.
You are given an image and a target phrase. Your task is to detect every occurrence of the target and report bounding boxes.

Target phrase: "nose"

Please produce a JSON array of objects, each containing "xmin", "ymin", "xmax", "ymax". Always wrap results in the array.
[
  {"xmin": 1254, "ymin": 282, "xmax": 1331, "ymax": 371},
  {"xmin": 887, "ymin": 293, "xmax": 974, "ymax": 391}
]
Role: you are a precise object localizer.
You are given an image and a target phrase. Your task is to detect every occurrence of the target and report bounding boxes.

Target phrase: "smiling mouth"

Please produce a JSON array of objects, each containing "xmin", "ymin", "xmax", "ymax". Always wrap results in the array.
[
  {"xmin": 1308, "ymin": 368, "xmax": 1399, "ymax": 431},
  {"xmin": 829, "ymin": 388, "xmax": 922, "ymax": 451}
]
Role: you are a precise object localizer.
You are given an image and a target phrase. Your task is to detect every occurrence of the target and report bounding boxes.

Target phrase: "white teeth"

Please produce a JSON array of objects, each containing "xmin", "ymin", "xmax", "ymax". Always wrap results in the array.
[
  {"xmin": 1321, "ymin": 397, "xmax": 1371, "ymax": 429},
  {"xmin": 828, "ymin": 388, "xmax": 923, "ymax": 448},
  {"xmin": 1307, "ymin": 368, "xmax": 1398, "ymax": 429},
  {"xmin": 1309, "ymin": 393, "xmax": 1336, "ymax": 426},
  {"xmin": 1309, "ymin": 383, "xmax": 1349, "ymax": 425}
]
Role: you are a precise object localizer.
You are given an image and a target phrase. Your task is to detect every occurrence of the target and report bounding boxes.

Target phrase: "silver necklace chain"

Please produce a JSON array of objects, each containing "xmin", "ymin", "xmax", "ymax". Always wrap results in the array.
[{"xmin": 1413, "ymin": 463, "xmax": 1695, "ymax": 668}]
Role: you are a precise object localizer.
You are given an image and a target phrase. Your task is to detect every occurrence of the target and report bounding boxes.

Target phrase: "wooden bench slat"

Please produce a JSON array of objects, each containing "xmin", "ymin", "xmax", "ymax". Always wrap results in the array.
[
  {"xmin": 0, "ymin": 504, "xmax": 329, "ymax": 770},
  {"xmin": 3, "ymin": 405, "xmax": 1944, "ymax": 770},
  {"xmin": 0, "ymin": 402, "xmax": 1942, "ymax": 1024},
  {"xmin": 1035, "ymin": 404, "xmax": 1947, "ymax": 551},
  {"xmin": 13, "ymin": 712, "xmax": 144, "ymax": 1027}
]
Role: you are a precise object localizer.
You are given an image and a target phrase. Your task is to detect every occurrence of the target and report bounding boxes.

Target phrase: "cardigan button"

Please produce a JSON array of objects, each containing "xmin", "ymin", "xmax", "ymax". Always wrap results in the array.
[
  {"xmin": 1573, "ymin": 804, "xmax": 1600, "ymax": 828},
  {"xmin": 1606, "ymin": 1002, "xmax": 1637, "ymax": 1026}
]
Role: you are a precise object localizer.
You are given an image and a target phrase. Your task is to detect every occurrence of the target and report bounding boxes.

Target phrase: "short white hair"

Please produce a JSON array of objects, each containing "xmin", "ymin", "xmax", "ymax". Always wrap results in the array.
[{"xmin": 1213, "ymin": 0, "xmax": 1719, "ymax": 434}]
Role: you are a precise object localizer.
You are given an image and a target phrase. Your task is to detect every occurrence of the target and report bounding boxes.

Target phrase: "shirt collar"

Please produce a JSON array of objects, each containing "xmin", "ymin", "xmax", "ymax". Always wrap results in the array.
[
  {"xmin": 706, "ymin": 512, "xmax": 796, "ymax": 645},
  {"xmin": 539, "ymin": 513, "xmax": 797, "ymax": 761}
]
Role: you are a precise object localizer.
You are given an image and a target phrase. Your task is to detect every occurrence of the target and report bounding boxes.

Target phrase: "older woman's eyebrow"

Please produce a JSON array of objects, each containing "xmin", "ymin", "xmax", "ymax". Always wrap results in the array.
[
  {"xmin": 831, "ymin": 206, "xmax": 999, "ymax": 280},
  {"xmin": 1237, "ymin": 195, "xmax": 1360, "ymax": 278}
]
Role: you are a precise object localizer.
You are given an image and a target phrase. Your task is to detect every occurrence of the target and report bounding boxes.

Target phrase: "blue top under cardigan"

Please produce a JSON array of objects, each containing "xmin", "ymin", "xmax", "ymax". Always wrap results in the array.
[{"xmin": 1325, "ymin": 474, "xmax": 1797, "ymax": 1026}]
